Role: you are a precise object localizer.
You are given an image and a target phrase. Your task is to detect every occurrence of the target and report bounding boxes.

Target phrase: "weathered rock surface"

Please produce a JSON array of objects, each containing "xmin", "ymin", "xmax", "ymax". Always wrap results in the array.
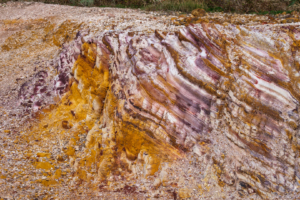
[{"xmin": 1, "ymin": 2, "xmax": 300, "ymax": 199}]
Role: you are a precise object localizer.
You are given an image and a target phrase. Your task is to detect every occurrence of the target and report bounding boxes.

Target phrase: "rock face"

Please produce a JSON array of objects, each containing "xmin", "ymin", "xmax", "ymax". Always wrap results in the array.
[
  {"xmin": 18, "ymin": 21, "xmax": 300, "ymax": 198},
  {"xmin": 2, "ymin": 2, "xmax": 300, "ymax": 199}
]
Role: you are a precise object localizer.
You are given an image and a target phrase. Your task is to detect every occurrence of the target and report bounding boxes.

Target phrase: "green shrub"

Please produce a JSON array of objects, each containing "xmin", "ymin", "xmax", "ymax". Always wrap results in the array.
[
  {"xmin": 79, "ymin": 0, "xmax": 93, "ymax": 6},
  {"xmin": 204, "ymin": 0, "xmax": 292, "ymax": 13},
  {"xmin": 145, "ymin": 0, "xmax": 206, "ymax": 13}
]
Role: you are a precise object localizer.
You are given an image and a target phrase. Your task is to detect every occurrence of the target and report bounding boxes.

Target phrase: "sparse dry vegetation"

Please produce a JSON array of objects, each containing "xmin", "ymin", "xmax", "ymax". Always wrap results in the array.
[{"xmin": 0, "ymin": 0, "xmax": 298, "ymax": 14}]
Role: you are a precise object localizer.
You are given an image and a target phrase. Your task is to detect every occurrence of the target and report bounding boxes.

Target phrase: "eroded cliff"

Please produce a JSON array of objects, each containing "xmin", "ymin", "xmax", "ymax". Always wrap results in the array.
[{"xmin": 1, "ymin": 2, "xmax": 300, "ymax": 199}]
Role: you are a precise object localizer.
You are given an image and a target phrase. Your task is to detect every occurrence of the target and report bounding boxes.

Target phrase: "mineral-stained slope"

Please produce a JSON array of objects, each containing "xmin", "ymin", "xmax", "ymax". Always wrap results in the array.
[
  {"xmin": 2, "ymin": 3, "xmax": 300, "ymax": 200},
  {"xmin": 16, "ymin": 22, "xmax": 300, "ymax": 199}
]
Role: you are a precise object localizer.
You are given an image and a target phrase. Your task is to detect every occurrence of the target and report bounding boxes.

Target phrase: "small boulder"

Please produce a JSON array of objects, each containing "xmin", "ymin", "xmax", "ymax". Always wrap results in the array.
[
  {"xmin": 62, "ymin": 120, "xmax": 72, "ymax": 129},
  {"xmin": 191, "ymin": 8, "xmax": 206, "ymax": 17}
]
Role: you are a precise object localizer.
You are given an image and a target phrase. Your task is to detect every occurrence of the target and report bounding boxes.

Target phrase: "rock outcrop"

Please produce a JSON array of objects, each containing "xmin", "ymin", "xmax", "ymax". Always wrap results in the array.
[
  {"xmin": 1, "ymin": 2, "xmax": 300, "ymax": 199},
  {"xmin": 18, "ymin": 22, "xmax": 300, "ymax": 199}
]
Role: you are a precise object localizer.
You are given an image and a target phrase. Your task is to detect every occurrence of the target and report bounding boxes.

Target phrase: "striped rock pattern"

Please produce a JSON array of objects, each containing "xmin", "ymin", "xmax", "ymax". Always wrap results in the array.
[{"xmin": 19, "ymin": 22, "xmax": 300, "ymax": 198}]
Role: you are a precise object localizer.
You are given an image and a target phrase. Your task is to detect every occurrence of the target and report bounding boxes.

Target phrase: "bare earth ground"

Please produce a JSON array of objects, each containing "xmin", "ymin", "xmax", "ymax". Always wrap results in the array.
[{"xmin": 1, "ymin": 2, "xmax": 300, "ymax": 200}]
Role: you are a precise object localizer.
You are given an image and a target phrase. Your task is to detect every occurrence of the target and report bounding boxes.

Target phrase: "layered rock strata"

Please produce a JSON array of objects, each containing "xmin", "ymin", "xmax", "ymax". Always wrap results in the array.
[
  {"xmin": 1, "ymin": 2, "xmax": 300, "ymax": 199},
  {"xmin": 16, "ymin": 21, "xmax": 300, "ymax": 199}
]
